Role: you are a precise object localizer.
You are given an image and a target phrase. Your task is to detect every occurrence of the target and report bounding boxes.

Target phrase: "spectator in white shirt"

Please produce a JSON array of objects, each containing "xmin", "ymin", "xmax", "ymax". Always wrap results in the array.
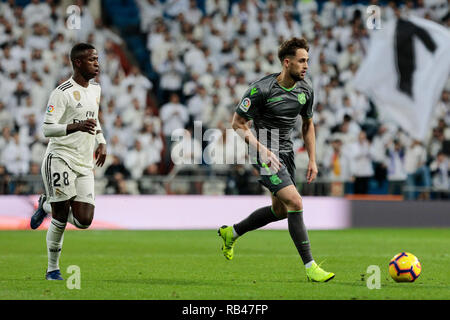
[
  {"xmin": 116, "ymin": 84, "xmax": 137, "ymax": 113},
  {"xmin": 19, "ymin": 113, "xmax": 42, "ymax": 147},
  {"xmin": 0, "ymin": 101, "xmax": 14, "ymax": 132},
  {"xmin": 137, "ymin": 0, "xmax": 164, "ymax": 32},
  {"xmin": 10, "ymin": 81, "xmax": 30, "ymax": 108},
  {"xmin": 151, "ymin": 30, "xmax": 176, "ymax": 71},
  {"xmin": 30, "ymin": 140, "xmax": 47, "ymax": 166},
  {"xmin": 170, "ymin": 127, "xmax": 202, "ymax": 169},
  {"xmin": 10, "ymin": 37, "xmax": 30, "ymax": 64},
  {"xmin": 337, "ymin": 43, "xmax": 363, "ymax": 73},
  {"xmin": 1, "ymin": 131, "xmax": 30, "ymax": 176},
  {"xmin": 26, "ymin": 23, "xmax": 50, "ymax": 50},
  {"xmin": 0, "ymin": 127, "xmax": 12, "ymax": 161},
  {"xmin": 432, "ymin": 91, "xmax": 449, "ymax": 128},
  {"xmin": 70, "ymin": 0, "xmax": 95, "ymax": 42},
  {"xmin": 0, "ymin": 0, "xmax": 15, "ymax": 23},
  {"xmin": 187, "ymin": 86, "xmax": 211, "ymax": 124},
  {"xmin": 164, "ymin": 0, "xmax": 190, "ymax": 18},
  {"xmin": 157, "ymin": 49, "xmax": 186, "ymax": 104},
  {"xmin": 203, "ymin": 93, "xmax": 231, "ymax": 130},
  {"xmin": 138, "ymin": 121, "xmax": 163, "ymax": 166},
  {"xmin": 29, "ymin": 76, "xmax": 49, "ymax": 112},
  {"xmin": 0, "ymin": 45, "xmax": 20, "ymax": 74},
  {"xmin": 321, "ymin": 27, "xmax": 340, "ymax": 65},
  {"xmin": 350, "ymin": 131, "xmax": 374, "ymax": 194},
  {"xmin": 108, "ymin": 135, "xmax": 128, "ymax": 162},
  {"xmin": 428, "ymin": 127, "xmax": 445, "ymax": 160},
  {"xmin": 111, "ymin": 115, "xmax": 133, "ymax": 148},
  {"xmin": 205, "ymin": 0, "xmax": 229, "ymax": 16},
  {"xmin": 102, "ymin": 99, "xmax": 118, "ymax": 138},
  {"xmin": 429, "ymin": 151, "xmax": 450, "ymax": 198},
  {"xmin": 313, "ymin": 102, "xmax": 336, "ymax": 130},
  {"xmin": 15, "ymin": 95, "xmax": 38, "ymax": 129},
  {"xmin": 204, "ymin": 127, "xmax": 245, "ymax": 174},
  {"xmin": 160, "ymin": 93, "xmax": 189, "ymax": 138},
  {"xmin": 142, "ymin": 107, "xmax": 162, "ymax": 135},
  {"xmin": 121, "ymin": 98, "xmax": 145, "ymax": 134},
  {"xmin": 404, "ymin": 139, "xmax": 431, "ymax": 199},
  {"xmin": 122, "ymin": 66, "xmax": 153, "ymax": 108},
  {"xmin": 125, "ymin": 140, "xmax": 150, "ymax": 179},
  {"xmin": 385, "ymin": 139, "xmax": 408, "ymax": 195},
  {"xmin": 184, "ymin": 39, "xmax": 207, "ymax": 75},
  {"xmin": 323, "ymin": 138, "xmax": 352, "ymax": 183},
  {"xmin": 1, "ymin": 71, "xmax": 20, "ymax": 108},
  {"xmin": 23, "ymin": 0, "xmax": 51, "ymax": 27},
  {"xmin": 185, "ymin": 0, "xmax": 203, "ymax": 25},
  {"xmin": 275, "ymin": 11, "xmax": 301, "ymax": 39}
]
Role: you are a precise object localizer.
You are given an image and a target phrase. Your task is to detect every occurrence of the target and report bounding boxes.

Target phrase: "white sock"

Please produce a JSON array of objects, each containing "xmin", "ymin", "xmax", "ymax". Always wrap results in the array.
[
  {"xmin": 305, "ymin": 260, "xmax": 315, "ymax": 269},
  {"xmin": 46, "ymin": 219, "xmax": 66, "ymax": 272},
  {"xmin": 43, "ymin": 201, "xmax": 52, "ymax": 214}
]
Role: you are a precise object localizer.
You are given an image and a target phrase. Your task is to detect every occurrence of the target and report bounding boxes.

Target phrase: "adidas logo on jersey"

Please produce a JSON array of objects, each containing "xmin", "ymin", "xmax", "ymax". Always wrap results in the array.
[{"xmin": 76, "ymin": 103, "xmax": 83, "ymax": 108}]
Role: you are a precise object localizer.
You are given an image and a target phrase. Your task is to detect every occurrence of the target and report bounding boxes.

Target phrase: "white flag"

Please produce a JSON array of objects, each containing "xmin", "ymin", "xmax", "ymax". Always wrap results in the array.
[{"xmin": 354, "ymin": 16, "xmax": 450, "ymax": 141}]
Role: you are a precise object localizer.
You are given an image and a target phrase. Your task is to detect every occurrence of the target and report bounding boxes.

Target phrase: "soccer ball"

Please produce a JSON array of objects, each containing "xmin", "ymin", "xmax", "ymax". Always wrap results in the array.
[{"xmin": 389, "ymin": 252, "xmax": 422, "ymax": 282}]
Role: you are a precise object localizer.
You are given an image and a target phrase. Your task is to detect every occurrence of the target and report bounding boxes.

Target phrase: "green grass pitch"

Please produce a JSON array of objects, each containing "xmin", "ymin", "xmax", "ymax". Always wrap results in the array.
[{"xmin": 0, "ymin": 228, "xmax": 449, "ymax": 300}]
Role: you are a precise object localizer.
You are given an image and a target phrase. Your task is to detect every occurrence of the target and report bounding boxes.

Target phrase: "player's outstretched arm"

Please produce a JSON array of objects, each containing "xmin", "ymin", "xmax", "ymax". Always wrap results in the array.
[{"xmin": 231, "ymin": 112, "xmax": 281, "ymax": 172}]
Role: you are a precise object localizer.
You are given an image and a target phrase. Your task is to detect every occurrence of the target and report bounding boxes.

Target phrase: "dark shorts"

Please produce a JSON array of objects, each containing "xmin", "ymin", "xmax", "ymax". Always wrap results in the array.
[{"xmin": 253, "ymin": 152, "xmax": 296, "ymax": 195}]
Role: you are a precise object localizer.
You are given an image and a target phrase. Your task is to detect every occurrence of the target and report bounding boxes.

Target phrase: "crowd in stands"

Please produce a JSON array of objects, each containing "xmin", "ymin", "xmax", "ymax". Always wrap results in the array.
[{"xmin": 0, "ymin": 0, "xmax": 449, "ymax": 198}]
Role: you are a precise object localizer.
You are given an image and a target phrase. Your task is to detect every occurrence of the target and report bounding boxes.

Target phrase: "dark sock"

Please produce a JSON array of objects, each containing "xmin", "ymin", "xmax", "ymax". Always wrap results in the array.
[
  {"xmin": 287, "ymin": 210, "xmax": 313, "ymax": 265},
  {"xmin": 233, "ymin": 206, "xmax": 282, "ymax": 236}
]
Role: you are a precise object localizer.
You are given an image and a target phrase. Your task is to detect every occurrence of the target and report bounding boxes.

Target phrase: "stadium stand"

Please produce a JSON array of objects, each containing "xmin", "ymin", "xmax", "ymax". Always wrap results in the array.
[{"xmin": 0, "ymin": 0, "xmax": 449, "ymax": 198}]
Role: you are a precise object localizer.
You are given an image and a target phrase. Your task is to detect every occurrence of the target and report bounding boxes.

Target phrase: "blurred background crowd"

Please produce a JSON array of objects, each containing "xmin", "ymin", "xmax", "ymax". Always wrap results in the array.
[{"xmin": 0, "ymin": 0, "xmax": 449, "ymax": 198}]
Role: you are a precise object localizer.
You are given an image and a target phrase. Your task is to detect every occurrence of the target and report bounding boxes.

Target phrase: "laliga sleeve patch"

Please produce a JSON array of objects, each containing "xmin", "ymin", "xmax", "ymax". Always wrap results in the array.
[
  {"xmin": 239, "ymin": 97, "xmax": 251, "ymax": 112},
  {"xmin": 47, "ymin": 105, "xmax": 55, "ymax": 113}
]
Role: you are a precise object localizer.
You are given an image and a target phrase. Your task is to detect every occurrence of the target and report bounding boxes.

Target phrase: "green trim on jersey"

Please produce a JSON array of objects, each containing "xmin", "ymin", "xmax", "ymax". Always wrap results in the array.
[{"xmin": 279, "ymin": 84, "xmax": 297, "ymax": 92}]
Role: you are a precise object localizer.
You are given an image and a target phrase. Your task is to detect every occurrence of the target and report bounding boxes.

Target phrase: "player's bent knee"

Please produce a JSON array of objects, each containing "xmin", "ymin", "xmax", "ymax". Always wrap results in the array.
[
  {"xmin": 71, "ymin": 201, "xmax": 94, "ymax": 229},
  {"xmin": 285, "ymin": 197, "xmax": 303, "ymax": 212}
]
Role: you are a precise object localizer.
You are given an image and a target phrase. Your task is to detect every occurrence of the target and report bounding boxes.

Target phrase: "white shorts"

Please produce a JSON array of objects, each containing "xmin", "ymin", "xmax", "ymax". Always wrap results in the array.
[{"xmin": 41, "ymin": 153, "xmax": 95, "ymax": 206}]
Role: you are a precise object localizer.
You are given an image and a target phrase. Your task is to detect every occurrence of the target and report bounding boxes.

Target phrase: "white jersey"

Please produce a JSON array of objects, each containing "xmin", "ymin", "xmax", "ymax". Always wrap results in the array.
[{"xmin": 44, "ymin": 77, "xmax": 102, "ymax": 175}]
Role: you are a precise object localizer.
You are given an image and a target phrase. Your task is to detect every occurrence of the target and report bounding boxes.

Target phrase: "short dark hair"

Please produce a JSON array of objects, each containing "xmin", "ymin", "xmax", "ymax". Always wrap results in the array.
[
  {"xmin": 70, "ymin": 43, "xmax": 96, "ymax": 62},
  {"xmin": 278, "ymin": 38, "xmax": 309, "ymax": 62}
]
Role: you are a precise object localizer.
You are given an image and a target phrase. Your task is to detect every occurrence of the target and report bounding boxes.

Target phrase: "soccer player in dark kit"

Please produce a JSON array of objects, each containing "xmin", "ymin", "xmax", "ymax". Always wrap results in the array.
[{"xmin": 218, "ymin": 38, "xmax": 335, "ymax": 282}]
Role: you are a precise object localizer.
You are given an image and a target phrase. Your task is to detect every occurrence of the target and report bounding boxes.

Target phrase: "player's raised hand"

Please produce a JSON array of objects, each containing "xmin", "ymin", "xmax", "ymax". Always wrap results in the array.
[
  {"xmin": 306, "ymin": 160, "xmax": 318, "ymax": 184},
  {"xmin": 95, "ymin": 143, "xmax": 107, "ymax": 167},
  {"xmin": 78, "ymin": 118, "xmax": 97, "ymax": 135}
]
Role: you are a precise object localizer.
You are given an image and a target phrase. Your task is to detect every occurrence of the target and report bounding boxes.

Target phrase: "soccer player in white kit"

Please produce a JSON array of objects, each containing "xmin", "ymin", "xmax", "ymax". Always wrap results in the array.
[{"xmin": 30, "ymin": 43, "xmax": 107, "ymax": 280}]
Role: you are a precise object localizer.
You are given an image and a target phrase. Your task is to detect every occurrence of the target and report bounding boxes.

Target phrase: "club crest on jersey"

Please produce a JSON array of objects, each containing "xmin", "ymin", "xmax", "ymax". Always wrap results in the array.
[
  {"xmin": 298, "ymin": 93, "xmax": 306, "ymax": 105},
  {"xmin": 239, "ymin": 98, "xmax": 251, "ymax": 112},
  {"xmin": 47, "ymin": 105, "xmax": 54, "ymax": 113},
  {"xmin": 73, "ymin": 91, "xmax": 81, "ymax": 101}
]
